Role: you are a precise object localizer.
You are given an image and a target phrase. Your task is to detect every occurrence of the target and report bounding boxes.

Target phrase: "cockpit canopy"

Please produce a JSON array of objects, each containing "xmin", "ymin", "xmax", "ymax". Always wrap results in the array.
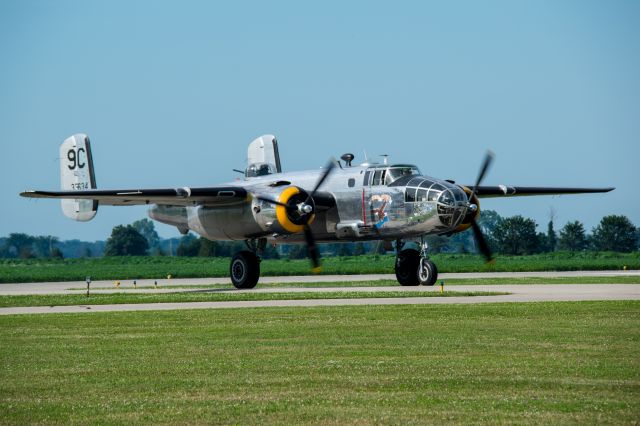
[{"xmin": 365, "ymin": 164, "xmax": 421, "ymax": 186}]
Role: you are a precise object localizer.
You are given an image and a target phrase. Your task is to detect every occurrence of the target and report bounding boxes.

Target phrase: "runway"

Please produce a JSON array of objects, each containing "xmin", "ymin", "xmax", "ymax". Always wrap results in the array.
[{"xmin": 0, "ymin": 270, "xmax": 638, "ymax": 315}]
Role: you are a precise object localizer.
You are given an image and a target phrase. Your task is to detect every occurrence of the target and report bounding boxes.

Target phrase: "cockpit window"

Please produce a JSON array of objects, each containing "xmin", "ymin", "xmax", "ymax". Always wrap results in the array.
[
  {"xmin": 369, "ymin": 165, "xmax": 421, "ymax": 186},
  {"xmin": 386, "ymin": 166, "xmax": 420, "ymax": 184},
  {"xmin": 363, "ymin": 171, "xmax": 371, "ymax": 186},
  {"xmin": 372, "ymin": 170, "xmax": 381, "ymax": 185}
]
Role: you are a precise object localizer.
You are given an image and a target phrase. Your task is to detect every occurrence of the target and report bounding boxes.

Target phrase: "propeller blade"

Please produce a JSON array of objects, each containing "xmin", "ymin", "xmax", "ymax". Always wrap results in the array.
[
  {"xmin": 474, "ymin": 151, "xmax": 494, "ymax": 188},
  {"xmin": 303, "ymin": 224, "xmax": 322, "ymax": 272},
  {"xmin": 258, "ymin": 158, "xmax": 334, "ymax": 273},
  {"xmin": 309, "ymin": 158, "xmax": 337, "ymax": 199},
  {"xmin": 471, "ymin": 220, "xmax": 493, "ymax": 262},
  {"xmin": 469, "ymin": 150, "xmax": 494, "ymax": 201}
]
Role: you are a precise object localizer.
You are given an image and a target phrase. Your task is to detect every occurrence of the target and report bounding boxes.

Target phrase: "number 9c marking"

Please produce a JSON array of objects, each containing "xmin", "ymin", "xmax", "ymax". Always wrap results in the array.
[{"xmin": 67, "ymin": 148, "xmax": 86, "ymax": 170}]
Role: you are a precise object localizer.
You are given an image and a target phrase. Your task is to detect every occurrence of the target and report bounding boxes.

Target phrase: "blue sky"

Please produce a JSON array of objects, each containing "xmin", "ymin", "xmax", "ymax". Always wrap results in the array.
[{"xmin": 1, "ymin": 1, "xmax": 638, "ymax": 241}]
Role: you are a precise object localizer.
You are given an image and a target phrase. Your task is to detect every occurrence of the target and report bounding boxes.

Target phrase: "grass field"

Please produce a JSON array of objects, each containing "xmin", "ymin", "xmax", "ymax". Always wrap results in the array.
[
  {"xmin": 1, "ymin": 301, "xmax": 638, "ymax": 424},
  {"xmin": 0, "ymin": 290, "xmax": 508, "ymax": 308},
  {"xmin": 1, "ymin": 251, "xmax": 638, "ymax": 283}
]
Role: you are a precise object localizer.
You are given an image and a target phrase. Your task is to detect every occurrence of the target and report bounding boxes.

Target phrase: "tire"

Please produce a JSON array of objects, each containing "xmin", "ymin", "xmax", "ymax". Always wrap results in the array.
[
  {"xmin": 418, "ymin": 258, "xmax": 438, "ymax": 286},
  {"xmin": 230, "ymin": 251, "xmax": 260, "ymax": 289},
  {"xmin": 395, "ymin": 249, "xmax": 420, "ymax": 286}
]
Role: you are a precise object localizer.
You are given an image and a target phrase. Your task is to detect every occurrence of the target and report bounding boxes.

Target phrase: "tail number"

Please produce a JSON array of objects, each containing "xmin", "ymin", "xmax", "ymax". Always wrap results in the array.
[
  {"xmin": 71, "ymin": 182, "xmax": 89, "ymax": 190},
  {"xmin": 67, "ymin": 148, "xmax": 86, "ymax": 170}
]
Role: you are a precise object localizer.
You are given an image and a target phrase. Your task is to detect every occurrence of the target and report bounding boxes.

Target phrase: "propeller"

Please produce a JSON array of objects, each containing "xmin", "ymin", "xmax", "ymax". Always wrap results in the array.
[
  {"xmin": 302, "ymin": 158, "xmax": 336, "ymax": 271},
  {"xmin": 469, "ymin": 150, "xmax": 494, "ymax": 203},
  {"xmin": 256, "ymin": 158, "xmax": 337, "ymax": 272},
  {"xmin": 305, "ymin": 158, "xmax": 336, "ymax": 204},
  {"xmin": 468, "ymin": 151, "xmax": 495, "ymax": 262},
  {"xmin": 471, "ymin": 220, "xmax": 492, "ymax": 262}
]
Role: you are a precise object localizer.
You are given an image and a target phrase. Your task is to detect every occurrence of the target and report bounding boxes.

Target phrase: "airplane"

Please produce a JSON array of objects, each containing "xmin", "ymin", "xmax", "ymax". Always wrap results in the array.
[{"xmin": 20, "ymin": 133, "xmax": 614, "ymax": 289}]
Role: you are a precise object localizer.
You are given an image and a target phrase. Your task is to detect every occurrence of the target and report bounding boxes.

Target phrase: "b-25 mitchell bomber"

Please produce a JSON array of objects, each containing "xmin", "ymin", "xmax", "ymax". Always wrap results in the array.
[{"xmin": 21, "ymin": 134, "xmax": 613, "ymax": 288}]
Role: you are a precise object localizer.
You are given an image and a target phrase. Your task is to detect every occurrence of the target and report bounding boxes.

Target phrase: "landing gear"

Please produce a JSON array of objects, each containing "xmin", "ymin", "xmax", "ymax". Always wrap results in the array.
[
  {"xmin": 395, "ymin": 248, "xmax": 420, "ymax": 286},
  {"xmin": 230, "ymin": 238, "xmax": 266, "ymax": 289},
  {"xmin": 394, "ymin": 238, "xmax": 438, "ymax": 286},
  {"xmin": 230, "ymin": 251, "xmax": 260, "ymax": 289},
  {"xmin": 418, "ymin": 258, "xmax": 438, "ymax": 286}
]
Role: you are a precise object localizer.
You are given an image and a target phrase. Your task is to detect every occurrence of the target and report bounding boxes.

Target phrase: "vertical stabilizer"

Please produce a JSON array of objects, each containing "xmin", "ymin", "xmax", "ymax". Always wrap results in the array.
[{"xmin": 59, "ymin": 134, "xmax": 98, "ymax": 221}]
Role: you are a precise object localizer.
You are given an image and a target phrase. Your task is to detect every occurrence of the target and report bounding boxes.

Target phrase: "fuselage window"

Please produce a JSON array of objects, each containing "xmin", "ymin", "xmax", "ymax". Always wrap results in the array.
[
  {"xmin": 363, "ymin": 171, "xmax": 371, "ymax": 186},
  {"xmin": 372, "ymin": 170, "xmax": 382, "ymax": 186},
  {"xmin": 416, "ymin": 188, "xmax": 427, "ymax": 202},
  {"xmin": 347, "ymin": 178, "xmax": 355, "ymax": 187},
  {"xmin": 405, "ymin": 187, "xmax": 416, "ymax": 202},
  {"xmin": 428, "ymin": 183, "xmax": 444, "ymax": 202}
]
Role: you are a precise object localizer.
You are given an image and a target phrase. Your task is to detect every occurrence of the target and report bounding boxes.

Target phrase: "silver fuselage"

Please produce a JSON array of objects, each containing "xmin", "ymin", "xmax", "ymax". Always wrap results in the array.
[{"xmin": 149, "ymin": 164, "xmax": 471, "ymax": 243}]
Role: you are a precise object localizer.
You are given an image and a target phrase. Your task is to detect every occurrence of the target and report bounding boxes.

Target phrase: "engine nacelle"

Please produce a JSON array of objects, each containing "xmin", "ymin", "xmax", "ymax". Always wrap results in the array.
[
  {"xmin": 252, "ymin": 186, "xmax": 315, "ymax": 235},
  {"xmin": 454, "ymin": 185, "xmax": 480, "ymax": 233}
]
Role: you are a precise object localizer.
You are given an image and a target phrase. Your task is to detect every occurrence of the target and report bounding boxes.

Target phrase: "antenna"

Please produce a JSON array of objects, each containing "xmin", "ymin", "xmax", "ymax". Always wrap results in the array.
[{"xmin": 363, "ymin": 149, "xmax": 369, "ymax": 163}]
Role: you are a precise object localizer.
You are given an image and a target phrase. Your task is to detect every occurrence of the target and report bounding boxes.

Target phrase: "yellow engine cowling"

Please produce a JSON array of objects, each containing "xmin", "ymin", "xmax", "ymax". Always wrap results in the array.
[
  {"xmin": 252, "ymin": 186, "xmax": 315, "ymax": 234},
  {"xmin": 454, "ymin": 185, "xmax": 480, "ymax": 233}
]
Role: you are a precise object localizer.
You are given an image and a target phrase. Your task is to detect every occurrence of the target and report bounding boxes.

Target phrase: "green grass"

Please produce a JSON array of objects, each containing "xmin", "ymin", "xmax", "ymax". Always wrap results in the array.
[
  {"xmin": 72, "ymin": 275, "xmax": 640, "ymax": 291},
  {"xmin": 1, "ymin": 301, "xmax": 638, "ymax": 424},
  {"xmin": 0, "ymin": 290, "xmax": 507, "ymax": 308},
  {"xmin": 441, "ymin": 275, "xmax": 640, "ymax": 285},
  {"xmin": 1, "ymin": 251, "xmax": 638, "ymax": 283}
]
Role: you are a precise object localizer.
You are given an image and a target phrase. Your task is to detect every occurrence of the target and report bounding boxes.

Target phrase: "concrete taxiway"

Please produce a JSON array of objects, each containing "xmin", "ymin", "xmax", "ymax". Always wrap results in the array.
[
  {"xmin": 0, "ymin": 284, "xmax": 638, "ymax": 315},
  {"xmin": 0, "ymin": 270, "xmax": 638, "ymax": 315},
  {"xmin": 1, "ymin": 270, "xmax": 638, "ymax": 295}
]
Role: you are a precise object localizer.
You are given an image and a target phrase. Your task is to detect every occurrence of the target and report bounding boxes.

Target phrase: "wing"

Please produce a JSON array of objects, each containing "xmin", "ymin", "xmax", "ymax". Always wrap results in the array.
[
  {"xmin": 20, "ymin": 186, "xmax": 248, "ymax": 206},
  {"xmin": 470, "ymin": 185, "xmax": 614, "ymax": 198}
]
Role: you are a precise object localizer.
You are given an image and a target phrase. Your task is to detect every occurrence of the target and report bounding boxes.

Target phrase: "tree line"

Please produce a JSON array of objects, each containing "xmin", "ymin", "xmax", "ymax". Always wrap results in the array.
[
  {"xmin": 1, "ymin": 212, "xmax": 638, "ymax": 259},
  {"xmin": 439, "ymin": 212, "xmax": 639, "ymax": 255}
]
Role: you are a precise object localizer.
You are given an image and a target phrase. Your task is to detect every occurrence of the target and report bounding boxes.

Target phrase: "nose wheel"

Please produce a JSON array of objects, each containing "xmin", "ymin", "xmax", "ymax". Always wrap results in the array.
[
  {"xmin": 394, "ymin": 239, "xmax": 438, "ymax": 286},
  {"xmin": 418, "ymin": 258, "xmax": 438, "ymax": 286}
]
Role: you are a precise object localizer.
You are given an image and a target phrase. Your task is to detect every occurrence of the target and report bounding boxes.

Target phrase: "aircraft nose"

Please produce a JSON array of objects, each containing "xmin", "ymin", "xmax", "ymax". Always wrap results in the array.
[{"xmin": 437, "ymin": 187, "xmax": 467, "ymax": 228}]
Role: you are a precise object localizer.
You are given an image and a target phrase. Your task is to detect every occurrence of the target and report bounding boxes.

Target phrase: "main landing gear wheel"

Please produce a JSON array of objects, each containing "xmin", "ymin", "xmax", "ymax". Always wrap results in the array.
[
  {"xmin": 395, "ymin": 249, "xmax": 420, "ymax": 286},
  {"xmin": 230, "ymin": 250, "xmax": 260, "ymax": 289},
  {"xmin": 395, "ymin": 248, "xmax": 439, "ymax": 286},
  {"xmin": 418, "ymin": 258, "xmax": 438, "ymax": 286}
]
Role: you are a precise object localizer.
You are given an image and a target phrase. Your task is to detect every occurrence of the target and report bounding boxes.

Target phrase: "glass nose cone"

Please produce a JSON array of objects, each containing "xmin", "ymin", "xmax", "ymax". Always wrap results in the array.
[{"xmin": 437, "ymin": 186, "xmax": 467, "ymax": 228}]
